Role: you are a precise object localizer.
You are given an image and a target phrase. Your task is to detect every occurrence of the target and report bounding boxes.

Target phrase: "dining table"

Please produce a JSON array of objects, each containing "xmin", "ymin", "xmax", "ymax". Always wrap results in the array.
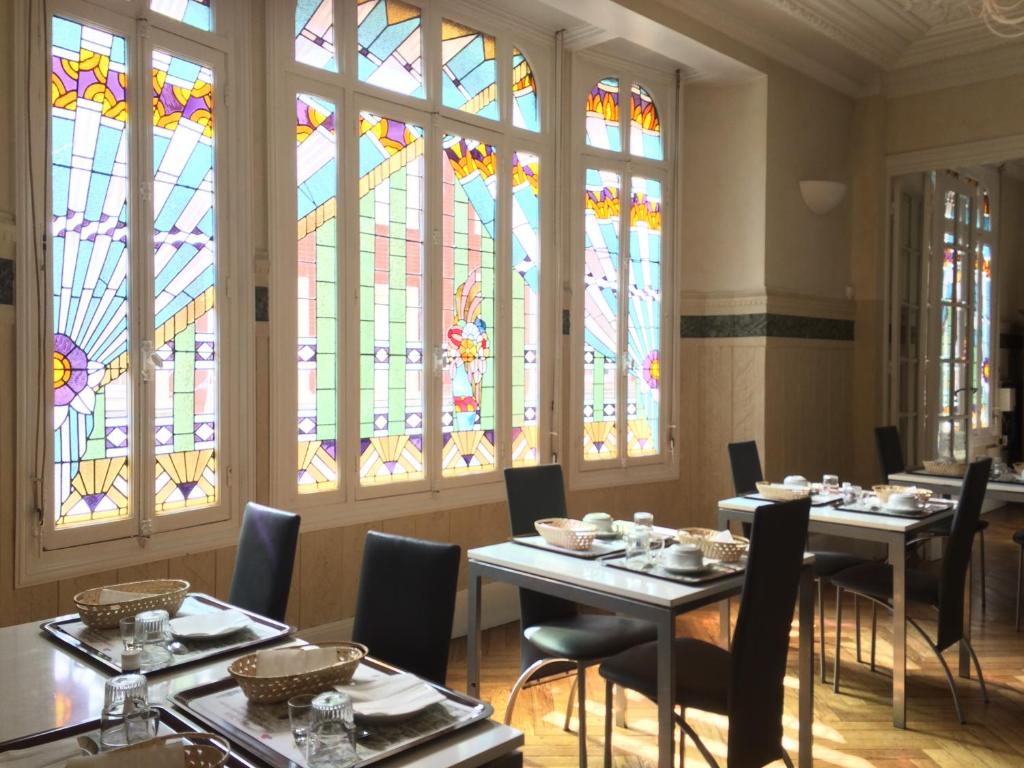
[
  {"xmin": 889, "ymin": 469, "xmax": 1024, "ymax": 504},
  {"xmin": 717, "ymin": 494, "xmax": 970, "ymax": 730},
  {"xmin": 465, "ymin": 539, "xmax": 817, "ymax": 768},
  {"xmin": 0, "ymin": 605, "xmax": 524, "ymax": 767}
]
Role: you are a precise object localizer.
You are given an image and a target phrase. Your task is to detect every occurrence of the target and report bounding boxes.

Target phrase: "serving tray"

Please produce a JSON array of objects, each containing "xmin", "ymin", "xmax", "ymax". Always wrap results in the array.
[
  {"xmin": 0, "ymin": 707, "xmax": 259, "ymax": 767},
  {"xmin": 606, "ymin": 556, "xmax": 745, "ymax": 585},
  {"xmin": 41, "ymin": 592, "xmax": 293, "ymax": 675},
  {"xmin": 833, "ymin": 498, "xmax": 954, "ymax": 519},
  {"xmin": 172, "ymin": 656, "xmax": 493, "ymax": 768}
]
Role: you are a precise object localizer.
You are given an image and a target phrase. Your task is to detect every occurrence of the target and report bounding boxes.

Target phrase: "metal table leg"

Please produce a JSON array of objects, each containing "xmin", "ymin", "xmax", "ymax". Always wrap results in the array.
[
  {"xmin": 656, "ymin": 612, "xmax": 676, "ymax": 768},
  {"xmin": 798, "ymin": 566, "xmax": 815, "ymax": 768},
  {"xmin": 467, "ymin": 566, "xmax": 483, "ymax": 698},
  {"xmin": 889, "ymin": 534, "xmax": 907, "ymax": 728}
]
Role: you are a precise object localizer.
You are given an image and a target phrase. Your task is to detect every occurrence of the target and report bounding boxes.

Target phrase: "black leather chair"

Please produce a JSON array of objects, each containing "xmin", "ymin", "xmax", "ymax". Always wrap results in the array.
[
  {"xmin": 598, "ymin": 499, "xmax": 811, "ymax": 768},
  {"xmin": 832, "ymin": 458, "xmax": 991, "ymax": 723},
  {"xmin": 351, "ymin": 531, "xmax": 461, "ymax": 685},
  {"xmin": 875, "ymin": 425, "xmax": 989, "ymax": 610},
  {"xmin": 503, "ymin": 465, "xmax": 656, "ymax": 768},
  {"xmin": 228, "ymin": 502, "xmax": 300, "ymax": 622},
  {"xmin": 727, "ymin": 440, "xmax": 867, "ymax": 682}
]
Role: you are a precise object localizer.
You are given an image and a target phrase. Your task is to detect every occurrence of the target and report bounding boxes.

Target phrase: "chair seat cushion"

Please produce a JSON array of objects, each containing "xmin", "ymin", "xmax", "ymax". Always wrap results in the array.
[
  {"xmin": 810, "ymin": 550, "xmax": 870, "ymax": 579},
  {"xmin": 599, "ymin": 638, "xmax": 729, "ymax": 714},
  {"xmin": 830, "ymin": 561, "xmax": 939, "ymax": 607},
  {"xmin": 523, "ymin": 615, "xmax": 656, "ymax": 662},
  {"xmin": 1014, "ymin": 529, "xmax": 1024, "ymax": 546}
]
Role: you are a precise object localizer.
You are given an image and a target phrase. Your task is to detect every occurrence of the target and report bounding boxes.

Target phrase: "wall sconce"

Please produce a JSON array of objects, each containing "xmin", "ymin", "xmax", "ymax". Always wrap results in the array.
[{"xmin": 799, "ymin": 180, "xmax": 847, "ymax": 215}]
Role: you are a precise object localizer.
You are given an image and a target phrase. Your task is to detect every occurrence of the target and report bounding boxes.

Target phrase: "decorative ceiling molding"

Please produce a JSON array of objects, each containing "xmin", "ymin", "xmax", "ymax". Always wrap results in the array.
[
  {"xmin": 884, "ymin": 40, "xmax": 1024, "ymax": 96},
  {"xmin": 758, "ymin": 0, "xmax": 900, "ymax": 65}
]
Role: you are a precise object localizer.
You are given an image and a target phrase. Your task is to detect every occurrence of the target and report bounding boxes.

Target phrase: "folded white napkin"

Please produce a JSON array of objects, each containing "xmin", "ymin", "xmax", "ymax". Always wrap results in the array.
[
  {"xmin": 169, "ymin": 610, "xmax": 248, "ymax": 638},
  {"xmin": 65, "ymin": 741, "xmax": 185, "ymax": 767},
  {"xmin": 710, "ymin": 529, "xmax": 735, "ymax": 543},
  {"xmin": 255, "ymin": 646, "xmax": 339, "ymax": 677},
  {"xmin": 96, "ymin": 589, "xmax": 157, "ymax": 606},
  {"xmin": 342, "ymin": 672, "xmax": 445, "ymax": 719}
]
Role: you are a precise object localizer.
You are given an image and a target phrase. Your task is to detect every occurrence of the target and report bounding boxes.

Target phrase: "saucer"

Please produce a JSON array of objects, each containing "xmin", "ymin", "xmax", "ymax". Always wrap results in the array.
[
  {"xmin": 594, "ymin": 529, "xmax": 621, "ymax": 540},
  {"xmin": 662, "ymin": 561, "xmax": 705, "ymax": 575},
  {"xmin": 884, "ymin": 501, "xmax": 923, "ymax": 513}
]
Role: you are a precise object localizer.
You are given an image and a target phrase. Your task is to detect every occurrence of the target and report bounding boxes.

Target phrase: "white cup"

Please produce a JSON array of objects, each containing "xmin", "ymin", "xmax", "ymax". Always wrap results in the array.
[
  {"xmin": 783, "ymin": 475, "xmax": 809, "ymax": 487},
  {"xmin": 582, "ymin": 512, "xmax": 614, "ymax": 533},
  {"xmin": 888, "ymin": 492, "xmax": 918, "ymax": 510},
  {"xmin": 663, "ymin": 543, "xmax": 703, "ymax": 572}
]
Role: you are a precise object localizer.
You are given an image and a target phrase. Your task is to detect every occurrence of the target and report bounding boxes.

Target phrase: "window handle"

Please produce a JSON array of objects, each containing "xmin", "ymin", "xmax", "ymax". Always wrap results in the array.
[{"xmin": 140, "ymin": 341, "xmax": 164, "ymax": 382}]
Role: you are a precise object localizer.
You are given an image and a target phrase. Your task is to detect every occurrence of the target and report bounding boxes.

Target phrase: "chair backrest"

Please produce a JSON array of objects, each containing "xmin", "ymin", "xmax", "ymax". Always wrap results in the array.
[
  {"xmin": 728, "ymin": 441, "xmax": 764, "ymax": 495},
  {"xmin": 229, "ymin": 502, "xmax": 300, "ymax": 622},
  {"xmin": 875, "ymin": 426, "xmax": 906, "ymax": 480},
  {"xmin": 351, "ymin": 531, "xmax": 461, "ymax": 685},
  {"xmin": 503, "ymin": 466, "xmax": 578, "ymax": 669},
  {"xmin": 727, "ymin": 499, "xmax": 810, "ymax": 768},
  {"xmin": 935, "ymin": 458, "xmax": 990, "ymax": 651}
]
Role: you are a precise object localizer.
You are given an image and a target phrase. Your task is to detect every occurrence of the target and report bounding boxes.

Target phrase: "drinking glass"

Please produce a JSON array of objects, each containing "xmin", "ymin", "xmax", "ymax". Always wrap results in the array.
[
  {"xmin": 134, "ymin": 609, "xmax": 172, "ymax": 672},
  {"xmin": 822, "ymin": 474, "xmax": 840, "ymax": 492},
  {"xmin": 288, "ymin": 693, "xmax": 317, "ymax": 748},
  {"xmin": 119, "ymin": 617, "xmax": 140, "ymax": 652},
  {"xmin": 99, "ymin": 674, "xmax": 158, "ymax": 750},
  {"xmin": 306, "ymin": 691, "xmax": 357, "ymax": 768}
]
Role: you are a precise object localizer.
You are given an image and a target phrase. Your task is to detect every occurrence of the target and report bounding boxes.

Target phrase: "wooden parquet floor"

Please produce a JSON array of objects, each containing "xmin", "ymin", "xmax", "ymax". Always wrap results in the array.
[{"xmin": 446, "ymin": 505, "xmax": 1024, "ymax": 767}]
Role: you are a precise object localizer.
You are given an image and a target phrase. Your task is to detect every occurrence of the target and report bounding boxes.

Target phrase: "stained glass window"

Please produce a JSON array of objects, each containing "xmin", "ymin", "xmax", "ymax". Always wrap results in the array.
[
  {"xmin": 150, "ymin": 0, "xmax": 212, "ymax": 31},
  {"xmin": 627, "ymin": 177, "xmax": 661, "ymax": 456},
  {"xmin": 441, "ymin": 21, "xmax": 497, "ymax": 119},
  {"xmin": 630, "ymin": 83, "xmax": 661, "ymax": 160},
  {"xmin": 585, "ymin": 78, "xmax": 620, "ymax": 152},
  {"xmin": 511, "ymin": 152, "xmax": 540, "ymax": 465},
  {"xmin": 358, "ymin": 112, "xmax": 425, "ymax": 485},
  {"xmin": 295, "ymin": 0, "xmax": 337, "ymax": 72},
  {"xmin": 440, "ymin": 135, "xmax": 497, "ymax": 476},
  {"xmin": 297, "ymin": 94, "xmax": 338, "ymax": 492},
  {"xmin": 582, "ymin": 169, "xmax": 621, "ymax": 460},
  {"xmin": 511, "ymin": 48, "xmax": 539, "ymax": 132},
  {"xmin": 51, "ymin": 17, "xmax": 131, "ymax": 527},
  {"xmin": 357, "ymin": 0, "xmax": 423, "ymax": 98},
  {"xmin": 152, "ymin": 50, "xmax": 218, "ymax": 513}
]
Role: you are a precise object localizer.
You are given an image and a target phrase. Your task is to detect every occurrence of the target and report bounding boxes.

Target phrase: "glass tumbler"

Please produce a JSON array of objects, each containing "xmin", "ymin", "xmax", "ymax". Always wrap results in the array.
[
  {"xmin": 288, "ymin": 693, "xmax": 317, "ymax": 748},
  {"xmin": 99, "ymin": 674, "xmax": 158, "ymax": 750},
  {"xmin": 134, "ymin": 609, "xmax": 173, "ymax": 672},
  {"xmin": 306, "ymin": 691, "xmax": 357, "ymax": 768}
]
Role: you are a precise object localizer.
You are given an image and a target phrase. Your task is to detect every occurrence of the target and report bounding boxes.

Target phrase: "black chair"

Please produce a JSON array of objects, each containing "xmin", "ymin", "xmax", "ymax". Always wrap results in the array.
[
  {"xmin": 503, "ymin": 465, "xmax": 656, "ymax": 768},
  {"xmin": 832, "ymin": 458, "xmax": 991, "ymax": 723},
  {"xmin": 726, "ymin": 440, "xmax": 867, "ymax": 682},
  {"xmin": 598, "ymin": 499, "xmax": 811, "ymax": 768},
  {"xmin": 351, "ymin": 531, "xmax": 460, "ymax": 685},
  {"xmin": 875, "ymin": 425, "xmax": 989, "ymax": 610},
  {"xmin": 228, "ymin": 502, "xmax": 301, "ymax": 622},
  {"xmin": 1015, "ymin": 529, "xmax": 1024, "ymax": 631}
]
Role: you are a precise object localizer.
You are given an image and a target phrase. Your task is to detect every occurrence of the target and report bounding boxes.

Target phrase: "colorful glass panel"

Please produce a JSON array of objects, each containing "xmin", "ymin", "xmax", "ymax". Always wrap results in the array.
[
  {"xmin": 441, "ymin": 135, "xmax": 497, "ymax": 476},
  {"xmin": 295, "ymin": 0, "xmax": 337, "ymax": 72},
  {"xmin": 511, "ymin": 152, "xmax": 540, "ymax": 466},
  {"xmin": 585, "ymin": 78, "xmax": 620, "ymax": 152},
  {"xmin": 150, "ymin": 0, "xmax": 212, "ymax": 31},
  {"xmin": 627, "ymin": 177, "xmax": 661, "ymax": 456},
  {"xmin": 511, "ymin": 48, "xmax": 539, "ymax": 132},
  {"xmin": 357, "ymin": 0, "xmax": 423, "ymax": 98},
  {"xmin": 441, "ymin": 21, "xmax": 497, "ymax": 120},
  {"xmin": 297, "ymin": 94, "xmax": 338, "ymax": 492},
  {"xmin": 630, "ymin": 83, "xmax": 661, "ymax": 160},
  {"xmin": 358, "ymin": 112, "xmax": 425, "ymax": 484},
  {"xmin": 51, "ymin": 17, "xmax": 131, "ymax": 527},
  {"xmin": 152, "ymin": 50, "xmax": 218, "ymax": 513},
  {"xmin": 582, "ymin": 169, "xmax": 620, "ymax": 460}
]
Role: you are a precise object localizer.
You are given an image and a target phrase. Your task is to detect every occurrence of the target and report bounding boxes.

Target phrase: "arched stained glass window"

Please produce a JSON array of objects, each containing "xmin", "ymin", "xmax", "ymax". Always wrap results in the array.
[
  {"xmin": 296, "ymin": 0, "xmax": 337, "ymax": 72},
  {"xmin": 441, "ymin": 21, "xmax": 498, "ymax": 119},
  {"xmin": 630, "ymin": 83, "xmax": 662, "ymax": 160},
  {"xmin": 585, "ymin": 77, "xmax": 620, "ymax": 152},
  {"xmin": 151, "ymin": 0, "xmax": 213, "ymax": 31},
  {"xmin": 511, "ymin": 48, "xmax": 539, "ymax": 132},
  {"xmin": 296, "ymin": 94, "xmax": 338, "ymax": 492},
  {"xmin": 357, "ymin": 0, "xmax": 424, "ymax": 98}
]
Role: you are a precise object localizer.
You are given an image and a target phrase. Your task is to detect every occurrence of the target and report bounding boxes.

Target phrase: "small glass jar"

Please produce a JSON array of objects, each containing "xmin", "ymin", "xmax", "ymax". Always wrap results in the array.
[
  {"xmin": 134, "ymin": 609, "xmax": 173, "ymax": 672},
  {"xmin": 306, "ymin": 691, "xmax": 357, "ymax": 767},
  {"xmin": 99, "ymin": 674, "xmax": 158, "ymax": 750}
]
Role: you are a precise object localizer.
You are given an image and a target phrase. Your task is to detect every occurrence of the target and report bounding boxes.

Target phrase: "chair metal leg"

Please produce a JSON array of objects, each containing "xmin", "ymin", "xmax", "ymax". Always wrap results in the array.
[
  {"xmin": 780, "ymin": 751, "xmax": 796, "ymax": 768},
  {"xmin": 678, "ymin": 707, "xmax": 685, "ymax": 767},
  {"xmin": 855, "ymin": 594, "xmax": 862, "ymax": 664},
  {"xmin": 564, "ymin": 674, "xmax": 579, "ymax": 732},
  {"xmin": 833, "ymin": 586, "xmax": 843, "ymax": 693},
  {"xmin": 870, "ymin": 601, "xmax": 877, "ymax": 672},
  {"xmin": 907, "ymin": 616, "xmax": 964, "ymax": 724},
  {"xmin": 962, "ymin": 636, "xmax": 989, "ymax": 704},
  {"xmin": 979, "ymin": 529, "xmax": 987, "ymax": 612},
  {"xmin": 676, "ymin": 717, "xmax": 719, "ymax": 768},
  {"xmin": 603, "ymin": 679, "xmax": 612, "ymax": 768},
  {"xmin": 1017, "ymin": 545, "xmax": 1024, "ymax": 632},
  {"xmin": 504, "ymin": 657, "xmax": 575, "ymax": 725},
  {"xmin": 577, "ymin": 662, "xmax": 587, "ymax": 768},
  {"xmin": 817, "ymin": 578, "xmax": 827, "ymax": 683}
]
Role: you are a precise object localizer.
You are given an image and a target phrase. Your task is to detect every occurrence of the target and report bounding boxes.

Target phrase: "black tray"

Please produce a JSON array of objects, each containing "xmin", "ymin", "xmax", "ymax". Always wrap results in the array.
[
  {"xmin": 172, "ymin": 656, "xmax": 493, "ymax": 768},
  {"xmin": 833, "ymin": 499, "xmax": 954, "ymax": 519},
  {"xmin": 41, "ymin": 592, "xmax": 293, "ymax": 675},
  {"xmin": 605, "ymin": 556, "xmax": 745, "ymax": 585},
  {"xmin": 0, "ymin": 706, "xmax": 259, "ymax": 767},
  {"xmin": 744, "ymin": 492, "xmax": 844, "ymax": 507}
]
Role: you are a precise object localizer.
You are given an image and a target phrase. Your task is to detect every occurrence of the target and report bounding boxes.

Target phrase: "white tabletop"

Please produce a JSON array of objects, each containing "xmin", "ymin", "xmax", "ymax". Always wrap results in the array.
[
  {"xmin": 718, "ymin": 495, "xmax": 951, "ymax": 533},
  {"xmin": 890, "ymin": 470, "xmax": 1024, "ymax": 496},
  {"xmin": 0, "ymin": 619, "xmax": 522, "ymax": 767}
]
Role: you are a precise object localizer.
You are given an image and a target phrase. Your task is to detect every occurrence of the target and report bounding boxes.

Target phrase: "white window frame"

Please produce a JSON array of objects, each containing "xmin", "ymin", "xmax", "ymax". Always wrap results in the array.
[
  {"xmin": 267, "ymin": 0, "xmax": 557, "ymax": 524},
  {"xmin": 14, "ymin": 0, "xmax": 254, "ymax": 585},
  {"xmin": 567, "ymin": 53, "xmax": 679, "ymax": 490}
]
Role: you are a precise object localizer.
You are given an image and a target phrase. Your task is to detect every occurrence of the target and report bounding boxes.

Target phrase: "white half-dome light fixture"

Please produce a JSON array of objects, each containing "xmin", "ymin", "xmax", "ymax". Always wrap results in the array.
[{"xmin": 799, "ymin": 180, "xmax": 847, "ymax": 215}]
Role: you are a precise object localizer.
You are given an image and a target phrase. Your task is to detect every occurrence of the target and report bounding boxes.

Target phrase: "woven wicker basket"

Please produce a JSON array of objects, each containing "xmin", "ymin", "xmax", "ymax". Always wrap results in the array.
[
  {"xmin": 229, "ymin": 642, "xmax": 367, "ymax": 704},
  {"xmin": 108, "ymin": 733, "xmax": 231, "ymax": 768},
  {"xmin": 73, "ymin": 579, "xmax": 190, "ymax": 630},
  {"xmin": 755, "ymin": 481, "xmax": 811, "ymax": 502},
  {"xmin": 922, "ymin": 459, "xmax": 967, "ymax": 477},
  {"xmin": 872, "ymin": 484, "xmax": 933, "ymax": 504},
  {"xmin": 676, "ymin": 527, "xmax": 748, "ymax": 564},
  {"xmin": 534, "ymin": 518, "xmax": 597, "ymax": 551}
]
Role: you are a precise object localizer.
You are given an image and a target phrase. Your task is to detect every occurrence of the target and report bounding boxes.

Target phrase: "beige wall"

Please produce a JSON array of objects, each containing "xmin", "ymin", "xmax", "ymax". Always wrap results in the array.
[{"xmin": 999, "ymin": 176, "xmax": 1024, "ymax": 330}]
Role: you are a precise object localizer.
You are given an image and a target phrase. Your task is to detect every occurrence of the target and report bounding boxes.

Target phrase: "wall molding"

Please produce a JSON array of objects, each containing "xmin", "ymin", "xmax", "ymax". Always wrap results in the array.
[
  {"xmin": 680, "ymin": 289, "xmax": 856, "ymax": 321},
  {"xmin": 681, "ymin": 312, "xmax": 854, "ymax": 341},
  {"xmin": 886, "ymin": 133, "xmax": 1024, "ymax": 176}
]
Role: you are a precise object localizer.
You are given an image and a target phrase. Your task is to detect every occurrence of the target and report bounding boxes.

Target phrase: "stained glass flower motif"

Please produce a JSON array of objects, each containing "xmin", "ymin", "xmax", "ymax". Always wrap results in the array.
[
  {"xmin": 295, "ymin": 0, "xmax": 337, "ymax": 72},
  {"xmin": 585, "ymin": 78, "xmax": 620, "ymax": 152},
  {"xmin": 630, "ymin": 83, "xmax": 662, "ymax": 160},
  {"xmin": 511, "ymin": 48, "xmax": 539, "ymax": 132}
]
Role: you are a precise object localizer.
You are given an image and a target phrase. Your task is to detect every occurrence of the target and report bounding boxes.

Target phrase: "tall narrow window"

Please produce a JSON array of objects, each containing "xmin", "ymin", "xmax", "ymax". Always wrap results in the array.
[
  {"xmin": 296, "ymin": 94, "xmax": 338, "ymax": 492},
  {"xmin": 511, "ymin": 152, "xmax": 540, "ymax": 465},
  {"xmin": 357, "ymin": 0, "xmax": 423, "ymax": 98},
  {"xmin": 627, "ymin": 177, "xmax": 661, "ymax": 456},
  {"xmin": 296, "ymin": 0, "xmax": 336, "ymax": 72}
]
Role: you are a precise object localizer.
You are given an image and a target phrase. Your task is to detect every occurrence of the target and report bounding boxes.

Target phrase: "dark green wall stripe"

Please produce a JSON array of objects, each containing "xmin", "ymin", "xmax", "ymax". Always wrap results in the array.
[
  {"xmin": 255, "ymin": 286, "xmax": 268, "ymax": 322},
  {"xmin": 680, "ymin": 313, "xmax": 854, "ymax": 341},
  {"xmin": 0, "ymin": 258, "xmax": 13, "ymax": 305}
]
